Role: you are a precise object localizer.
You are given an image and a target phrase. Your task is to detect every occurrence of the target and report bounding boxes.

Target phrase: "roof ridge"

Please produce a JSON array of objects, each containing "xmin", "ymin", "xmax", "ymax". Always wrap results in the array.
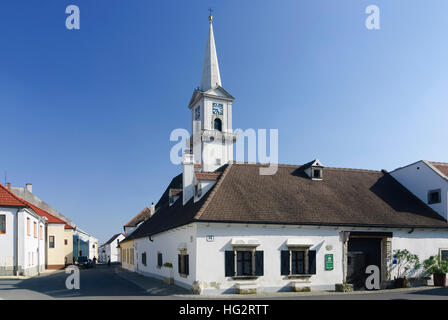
[
  {"xmin": 22, "ymin": 199, "xmax": 66, "ymax": 224},
  {"xmin": 194, "ymin": 163, "xmax": 233, "ymax": 220},
  {"xmin": 230, "ymin": 161, "xmax": 381, "ymax": 173}
]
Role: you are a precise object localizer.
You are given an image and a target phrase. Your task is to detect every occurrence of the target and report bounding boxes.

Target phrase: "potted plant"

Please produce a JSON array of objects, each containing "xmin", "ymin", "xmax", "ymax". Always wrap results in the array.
[
  {"xmin": 423, "ymin": 255, "xmax": 448, "ymax": 287},
  {"xmin": 392, "ymin": 249, "xmax": 420, "ymax": 288}
]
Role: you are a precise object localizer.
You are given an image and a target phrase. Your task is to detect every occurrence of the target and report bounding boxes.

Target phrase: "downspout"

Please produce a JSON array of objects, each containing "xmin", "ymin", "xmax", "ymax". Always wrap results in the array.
[{"xmin": 14, "ymin": 209, "xmax": 20, "ymax": 276}]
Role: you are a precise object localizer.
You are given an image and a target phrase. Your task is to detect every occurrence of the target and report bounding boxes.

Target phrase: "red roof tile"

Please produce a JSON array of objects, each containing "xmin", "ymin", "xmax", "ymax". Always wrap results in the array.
[
  {"xmin": 195, "ymin": 172, "xmax": 221, "ymax": 181},
  {"xmin": 65, "ymin": 224, "xmax": 74, "ymax": 229},
  {"xmin": 0, "ymin": 184, "xmax": 27, "ymax": 207}
]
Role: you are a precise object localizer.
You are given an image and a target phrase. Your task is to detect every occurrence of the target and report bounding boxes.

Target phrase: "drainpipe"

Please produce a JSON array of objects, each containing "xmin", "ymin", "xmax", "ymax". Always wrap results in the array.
[
  {"xmin": 14, "ymin": 209, "xmax": 20, "ymax": 276},
  {"xmin": 37, "ymin": 216, "xmax": 47, "ymax": 276}
]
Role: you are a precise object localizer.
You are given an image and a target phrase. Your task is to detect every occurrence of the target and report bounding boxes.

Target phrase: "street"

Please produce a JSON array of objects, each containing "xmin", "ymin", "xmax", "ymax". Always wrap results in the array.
[
  {"xmin": 1, "ymin": 265, "xmax": 448, "ymax": 300},
  {"xmin": 0, "ymin": 265, "xmax": 170, "ymax": 300}
]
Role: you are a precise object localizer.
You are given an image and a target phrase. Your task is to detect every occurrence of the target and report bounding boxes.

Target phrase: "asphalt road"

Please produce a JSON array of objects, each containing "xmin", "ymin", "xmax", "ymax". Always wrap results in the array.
[
  {"xmin": 1, "ymin": 265, "xmax": 448, "ymax": 300},
  {"xmin": 0, "ymin": 265, "xmax": 158, "ymax": 300}
]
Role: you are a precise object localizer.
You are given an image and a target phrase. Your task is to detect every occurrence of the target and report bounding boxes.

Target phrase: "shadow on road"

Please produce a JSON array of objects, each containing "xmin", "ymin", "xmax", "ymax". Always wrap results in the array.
[{"xmin": 3, "ymin": 264, "xmax": 150, "ymax": 299}]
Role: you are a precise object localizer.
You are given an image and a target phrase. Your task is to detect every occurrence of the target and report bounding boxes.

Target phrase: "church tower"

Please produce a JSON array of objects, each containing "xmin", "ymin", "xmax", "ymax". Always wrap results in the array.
[{"xmin": 187, "ymin": 14, "xmax": 237, "ymax": 172}]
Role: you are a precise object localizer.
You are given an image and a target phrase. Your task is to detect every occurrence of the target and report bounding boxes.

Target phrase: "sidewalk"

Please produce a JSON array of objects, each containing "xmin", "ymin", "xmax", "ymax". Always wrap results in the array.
[
  {"xmin": 0, "ymin": 269, "xmax": 61, "ymax": 280},
  {"xmin": 113, "ymin": 267, "xmax": 438, "ymax": 299},
  {"xmin": 114, "ymin": 267, "xmax": 191, "ymax": 296}
]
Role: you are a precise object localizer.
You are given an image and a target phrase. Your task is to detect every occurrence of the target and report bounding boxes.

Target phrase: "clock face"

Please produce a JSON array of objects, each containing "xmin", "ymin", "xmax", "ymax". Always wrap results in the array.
[{"xmin": 212, "ymin": 103, "xmax": 223, "ymax": 115}]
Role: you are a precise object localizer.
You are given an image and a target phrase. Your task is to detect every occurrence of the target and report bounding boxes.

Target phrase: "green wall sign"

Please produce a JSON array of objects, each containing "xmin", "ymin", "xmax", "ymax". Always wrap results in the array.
[{"xmin": 325, "ymin": 254, "xmax": 334, "ymax": 271}]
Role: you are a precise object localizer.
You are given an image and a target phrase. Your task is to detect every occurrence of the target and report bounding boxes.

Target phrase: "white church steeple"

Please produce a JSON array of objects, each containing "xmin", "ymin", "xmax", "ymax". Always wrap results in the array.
[
  {"xmin": 186, "ymin": 13, "xmax": 237, "ymax": 176},
  {"xmin": 200, "ymin": 14, "xmax": 222, "ymax": 91}
]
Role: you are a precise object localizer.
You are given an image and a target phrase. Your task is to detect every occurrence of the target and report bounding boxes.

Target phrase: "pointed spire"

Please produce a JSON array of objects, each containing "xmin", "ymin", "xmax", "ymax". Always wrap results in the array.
[{"xmin": 200, "ymin": 13, "xmax": 221, "ymax": 91}]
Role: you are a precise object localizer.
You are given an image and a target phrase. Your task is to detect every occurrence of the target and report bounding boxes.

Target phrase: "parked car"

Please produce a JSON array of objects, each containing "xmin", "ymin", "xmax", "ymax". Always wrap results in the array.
[{"xmin": 77, "ymin": 256, "xmax": 93, "ymax": 268}]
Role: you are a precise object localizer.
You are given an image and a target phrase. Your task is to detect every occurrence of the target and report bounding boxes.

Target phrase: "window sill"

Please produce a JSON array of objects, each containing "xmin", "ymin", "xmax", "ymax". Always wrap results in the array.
[
  {"xmin": 179, "ymin": 274, "xmax": 188, "ymax": 278},
  {"xmin": 231, "ymin": 276, "xmax": 259, "ymax": 280},
  {"xmin": 287, "ymin": 274, "xmax": 313, "ymax": 279}
]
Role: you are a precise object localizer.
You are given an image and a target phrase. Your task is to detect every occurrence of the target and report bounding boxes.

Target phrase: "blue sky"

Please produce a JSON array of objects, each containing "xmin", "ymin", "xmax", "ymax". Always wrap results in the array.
[{"xmin": 1, "ymin": 0, "xmax": 447, "ymax": 243}]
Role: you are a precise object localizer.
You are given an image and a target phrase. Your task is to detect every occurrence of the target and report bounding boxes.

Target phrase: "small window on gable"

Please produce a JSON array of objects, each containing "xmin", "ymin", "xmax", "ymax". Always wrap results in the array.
[{"xmin": 428, "ymin": 189, "xmax": 441, "ymax": 204}]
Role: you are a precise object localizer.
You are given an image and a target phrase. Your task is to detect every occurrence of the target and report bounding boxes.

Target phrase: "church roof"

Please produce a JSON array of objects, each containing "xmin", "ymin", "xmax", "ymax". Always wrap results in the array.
[
  {"xmin": 122, "ymin": 162, "xmax": 448, "ymax": 242},
  {"xmin": 200, "ymin": 17, "xmax": 221, "ymax": 91}
]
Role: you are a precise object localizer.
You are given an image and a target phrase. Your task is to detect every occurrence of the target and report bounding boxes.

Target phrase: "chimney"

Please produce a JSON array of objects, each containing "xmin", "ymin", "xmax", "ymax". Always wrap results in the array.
[
  {"xmin": 26, "ymin": 183, "xmax": 33, "ymax": 193},
  {"xmin": 7, "ymin": 182, "xmax": 11, "ymax": 190},
  {"xmin": 150, "ymin": 202, "xmax": 155, "ymax": 216},
  {"xmin": 182, "ymin": 151, "xmax": 195, "ymax": 205}
]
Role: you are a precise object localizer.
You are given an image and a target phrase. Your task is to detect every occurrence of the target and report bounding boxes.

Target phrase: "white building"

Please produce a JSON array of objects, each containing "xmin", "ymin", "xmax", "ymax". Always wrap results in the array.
[
  {"xmin": 391, "ymin": 161, "xmax": 448, "ymax": 221},
  {"xmin": 119, "ymin": 15, "xmax": 448, "ymax": 294},
  {"xmin": 100, "ymin": 233, "xmax": 125, "ymax": 263},
  {"xmin": 0, "ymin": 184, "xmax": 46, "ymax": 276},
  {"xmin": 73, "ymin": 227, "xmax": 98, "ymax": 262}
]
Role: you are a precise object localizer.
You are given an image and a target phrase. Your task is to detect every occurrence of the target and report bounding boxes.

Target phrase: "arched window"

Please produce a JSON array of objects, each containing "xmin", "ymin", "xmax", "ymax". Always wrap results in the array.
[{"xmin": 214, "ymin": 118, "xmax": 222, "ymax": 132}]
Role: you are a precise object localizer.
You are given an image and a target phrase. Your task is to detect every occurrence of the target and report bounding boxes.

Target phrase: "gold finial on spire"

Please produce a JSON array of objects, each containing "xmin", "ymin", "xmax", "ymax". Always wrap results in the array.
[{"xmin": 208, "ymin": 8, "xmax": 213, "ymax": 21}]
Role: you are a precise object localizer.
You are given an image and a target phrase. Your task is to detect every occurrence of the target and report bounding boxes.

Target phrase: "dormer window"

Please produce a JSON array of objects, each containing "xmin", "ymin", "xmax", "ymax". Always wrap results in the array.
[
  {"xmin": 303, "ymin": 159, "xmax": 324, "ymax": 180},
  {"xmin": 195, "ymin": 184, "xmax": 202, "ymax": 198},
  {"xmin": 312, "ymin": 168, "xmax": 322, "ymax": 180}
]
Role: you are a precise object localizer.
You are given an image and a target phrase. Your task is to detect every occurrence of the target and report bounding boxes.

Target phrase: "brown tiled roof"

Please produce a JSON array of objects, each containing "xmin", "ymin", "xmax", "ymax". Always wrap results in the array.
[
  {"xmin": 196, "ymin": 172, "xmax": 221, "ymax": 181},
  {"xmin": 123, "ymin": 163, "xmax": 448, "ymax": 241},
  {"xmin": 170, "ymin": 188, "xmax": 182, "ymax": 196},
  {"xmin": 196, "ymin": 163, "xmax": 447, "ymax": 227},
  {"xmin": 429, "ymin": 161, "xmax": 448, "ymax": 179},
  {"xmin": 124, "ymin": 207, "xmax": 151, "ymax": 228}
]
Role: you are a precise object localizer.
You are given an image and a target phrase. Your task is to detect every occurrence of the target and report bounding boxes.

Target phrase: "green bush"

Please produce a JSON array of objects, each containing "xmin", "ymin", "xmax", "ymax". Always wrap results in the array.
[
  {"xmin": 423, "ymin": 255, "xmax": 448, "ymax": 275},
  {"xmin": 393, "ymin": 249, "xmax": 420, "ymax": 279}
]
